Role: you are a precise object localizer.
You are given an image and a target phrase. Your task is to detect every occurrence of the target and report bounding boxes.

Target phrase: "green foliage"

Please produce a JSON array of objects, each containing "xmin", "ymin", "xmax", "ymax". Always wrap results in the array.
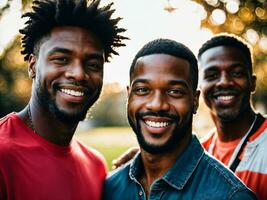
[
  {"xmin": 90, "ymin": 90, "xmax": 128, "ymax": 127},
  {"xmin": 0, "ymin": 36, "xmax": 30, "ymax": 117},
  {"xmin": 90, "ymin": 144, "xmax": 132, "ymax": 171},
  {"xmin": 75, "ymin": 127, "xmax": 137, "ymax": 171}
]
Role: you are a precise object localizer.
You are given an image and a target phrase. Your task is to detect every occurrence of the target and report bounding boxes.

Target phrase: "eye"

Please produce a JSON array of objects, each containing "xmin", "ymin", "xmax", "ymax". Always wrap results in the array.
[
  {"xmin": 204, "ymin": 71, "xmax": 219, "ymax": 81},
  {"xmin": 85, "ymin": 61, "xmax": 103, "ymax": 72},
  {"xmin": 133, "ymin": 87, "xmax": 149, "ymax": 95},
  {"xmin": 230, "ymin": 69, "xmax": 244, "ymax": 77},
  {"xmin": 51, "ymin": 56, "xmax": 69, "ymax": 64},
  {"xmin": 168, "ymin": 88, "xmax": 185, "ymax": 97}
]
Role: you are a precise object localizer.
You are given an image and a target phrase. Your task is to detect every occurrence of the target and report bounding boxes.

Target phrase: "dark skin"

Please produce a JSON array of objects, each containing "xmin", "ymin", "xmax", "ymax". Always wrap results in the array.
[
  {"xmin": 199, "ymin": 46, "xmax": 256, "ymax": 142},
  {"xmin": 17, "ymin": 26, "xmax": 104, "ymax": 146},
  {"xmin": 112, "ymin": 45, "xmax": 258, "ymax": 168},
  {"xmin": 127, "ymin": 54, "xmax": 199, "ymax": 197}
]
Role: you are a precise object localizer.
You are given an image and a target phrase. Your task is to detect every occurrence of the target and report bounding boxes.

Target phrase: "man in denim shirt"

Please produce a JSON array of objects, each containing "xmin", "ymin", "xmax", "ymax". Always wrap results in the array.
[{"xmin": 103, "ymin": 39, "xmax": 256, "ymax": 200}]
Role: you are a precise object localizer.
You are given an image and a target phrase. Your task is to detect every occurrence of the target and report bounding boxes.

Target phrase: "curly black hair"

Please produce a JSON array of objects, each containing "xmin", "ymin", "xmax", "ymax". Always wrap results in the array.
[
  {"xmin": 198, "ymin": 33, "xmax": 253, "ymax": 75},
  {"xmin": 130, "ymin": 39, "xmax": 198, "ymax": 91},
  {"xmin": 19, "ymin": 0, "xmax": 128, "ymax": 62}
]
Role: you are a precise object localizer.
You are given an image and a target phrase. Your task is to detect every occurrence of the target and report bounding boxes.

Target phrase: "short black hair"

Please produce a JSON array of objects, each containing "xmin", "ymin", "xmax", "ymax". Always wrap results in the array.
[
  {"xmin": 198, "ymin": 33, "xmax": 253, "ymax": 74},
  {"xmin": 19, "ymin": 0, "xmax": 127, "ymax": 62},
  {"xmin": 130, "ymin": 39, "xmax": 198, "ymax": 91}
]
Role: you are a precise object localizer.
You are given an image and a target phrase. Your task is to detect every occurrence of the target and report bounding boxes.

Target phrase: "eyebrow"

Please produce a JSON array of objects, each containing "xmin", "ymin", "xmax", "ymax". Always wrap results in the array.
[
  {"xmin": 203, "ymin": 61, "xmax": 245, "ymax": 71},
  {"xmin": 47, "ymin": 47, "xmax": 104, "ymax": 62},
  {"xmin": 131, "ymin": 78, "xmax": 190, "ymax": 89},
  {"xmin": 47, "ymin": 47, "xmax": 72, "ymax": 56}
]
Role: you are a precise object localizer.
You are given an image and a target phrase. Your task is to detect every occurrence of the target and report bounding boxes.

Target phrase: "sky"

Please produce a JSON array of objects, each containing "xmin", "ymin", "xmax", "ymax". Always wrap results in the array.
[
  {"xmin": 102, "ymin": 0, "xmax": 213, "ymax": 87},
  {"xmin": 0, "ymin": 0, "xmax": 214, "ymax": 87}
]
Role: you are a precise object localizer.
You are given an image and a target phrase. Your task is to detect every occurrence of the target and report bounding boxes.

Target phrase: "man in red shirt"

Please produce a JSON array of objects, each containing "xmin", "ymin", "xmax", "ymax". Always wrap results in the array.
[
  {"xmin": 0, "ymin": 0, "xmax": 126, "ymax": 199},
  {"xmin": 198, "ymin": 33, "xmax": 267, "ymax": 200}
]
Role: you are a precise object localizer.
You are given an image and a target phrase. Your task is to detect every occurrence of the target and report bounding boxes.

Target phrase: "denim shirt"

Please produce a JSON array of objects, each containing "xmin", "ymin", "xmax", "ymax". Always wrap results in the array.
[{"xmin": 103, "ymin": 135, "xmax": 257, "ymax": 200}]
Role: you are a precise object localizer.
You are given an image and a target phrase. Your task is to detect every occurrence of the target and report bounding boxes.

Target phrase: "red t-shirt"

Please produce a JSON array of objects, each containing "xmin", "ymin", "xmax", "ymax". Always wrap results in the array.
[{"xmin": 0, "ymin": 113, "xmax": 107, "ymax": 200}]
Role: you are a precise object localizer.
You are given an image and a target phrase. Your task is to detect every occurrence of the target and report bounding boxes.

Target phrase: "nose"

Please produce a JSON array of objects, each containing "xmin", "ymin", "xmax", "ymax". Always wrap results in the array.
[
  {"xmin": 146, "ymin": 91, "xmax": 170, "ymax": 112},
  {"xmin": 216, "ymin": 72, "xmax": 234, "ymax": 88},
  {"xmin": 65, "ymin": 61, "xmax": 88, "ymax": 81}
]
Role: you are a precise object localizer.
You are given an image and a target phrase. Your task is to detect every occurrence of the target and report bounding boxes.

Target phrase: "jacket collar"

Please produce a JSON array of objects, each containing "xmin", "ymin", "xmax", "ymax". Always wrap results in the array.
[{"xmin": 129, "ymin": 135, "xmax": 204, "ymax": 190}]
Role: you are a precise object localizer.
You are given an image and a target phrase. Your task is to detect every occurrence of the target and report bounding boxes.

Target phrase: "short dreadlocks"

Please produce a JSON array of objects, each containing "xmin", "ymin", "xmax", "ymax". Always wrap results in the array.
[{"xmin": 19, "ymin": 0, "xmax": 128, "ymax": 62}]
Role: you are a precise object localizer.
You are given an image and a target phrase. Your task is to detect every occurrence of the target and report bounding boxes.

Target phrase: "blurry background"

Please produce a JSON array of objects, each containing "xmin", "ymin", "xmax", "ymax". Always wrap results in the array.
[{"xmin": 0, "ymin": 0, "xmax": 266, "ymax": 170}]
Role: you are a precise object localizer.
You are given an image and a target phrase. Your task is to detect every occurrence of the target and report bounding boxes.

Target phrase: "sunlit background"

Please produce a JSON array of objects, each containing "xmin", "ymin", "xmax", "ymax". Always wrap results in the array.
[{"xmin": 0, "ymin": 0, "xmax": 266, "ymax": 169}]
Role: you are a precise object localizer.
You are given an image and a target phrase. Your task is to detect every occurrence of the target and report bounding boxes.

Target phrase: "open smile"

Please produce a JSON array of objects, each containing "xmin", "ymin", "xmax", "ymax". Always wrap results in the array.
[
  {"xmin": 57, "ymin": 85, "xmax": 90, "ymax": 103},
  {"xmin": 145, "ymin": 120, "xmax": 170, "ymax": 128},
  {"xmin": 60, "ymin": 88, "xmax": 85, "ymax": 97},
  {"xmin": 141, "ymin": 116, "xmax": 174, "ymax": 135}
]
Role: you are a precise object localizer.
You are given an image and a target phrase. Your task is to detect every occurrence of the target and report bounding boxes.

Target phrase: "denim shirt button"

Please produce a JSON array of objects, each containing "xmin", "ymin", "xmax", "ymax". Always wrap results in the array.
[{"xmin": 139, "ymin": 191, "xmax": 143, "ymax": 196}]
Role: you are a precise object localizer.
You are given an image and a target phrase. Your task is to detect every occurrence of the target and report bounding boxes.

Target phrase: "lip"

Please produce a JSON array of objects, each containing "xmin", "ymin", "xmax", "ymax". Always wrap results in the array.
[
  {"xmin": 57, "ymin": 85, "xmax": 89, "ymax": 103},
  {"xmin": 141, "ymin": 116, "xmax": 174, "ymax": 135},
  {"xmin": 211, "ymin": 90, "xmax": 240, "ymax": 106},
  {"xmin": 213, "ymin": 94, "xmax": 238, "ymax": 107}
]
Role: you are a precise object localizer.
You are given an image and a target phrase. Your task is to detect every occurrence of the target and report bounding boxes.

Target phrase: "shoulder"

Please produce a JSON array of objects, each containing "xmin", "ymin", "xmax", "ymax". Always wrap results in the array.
[
  {"xmin": 103, "ymin": 163, "xmax": 132, "ymax": 200},
  {"xmin": 198, "ymin": 152, "xmax": 256, "ymax": 198},
  {"xmin": 201, "ymin": 152, "xmax": 243, "ymax": 186},
  {"xmin": 0, "ymin": 113, "xmax": 17, "ymax": 130},
  {"xmin": 0, "ymin": 113, "xmax": 21, "ymax": 154},
  {"xmin": 105, "ymin": 162, "xmax": 131, "ymax": 186},
  {"xmin": 73, "ymin": 140, "xmax": 107, "ymax": 172}
]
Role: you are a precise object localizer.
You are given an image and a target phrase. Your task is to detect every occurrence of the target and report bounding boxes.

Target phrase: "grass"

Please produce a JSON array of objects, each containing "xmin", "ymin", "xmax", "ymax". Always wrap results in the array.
[{"xmin": 75, "ymin": 127, "xmax": 137, "ymax": 171}]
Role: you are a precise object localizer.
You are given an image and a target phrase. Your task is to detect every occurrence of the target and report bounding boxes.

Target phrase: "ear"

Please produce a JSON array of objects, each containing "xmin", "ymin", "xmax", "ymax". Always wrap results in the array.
[
  {"xmin": 193, "ymin": 90, "xmax": 200, "ymax": 114},
  {"xmin": 28, "ymin": 54, "xmax": 36, "ymax": 79},
  {"xmin": 250, "ymin": 74, "xmax": 257, "ymax": 94},
  {"xmin": 126, "ymin": 85, "xmax": 130, "ymax": 97}
]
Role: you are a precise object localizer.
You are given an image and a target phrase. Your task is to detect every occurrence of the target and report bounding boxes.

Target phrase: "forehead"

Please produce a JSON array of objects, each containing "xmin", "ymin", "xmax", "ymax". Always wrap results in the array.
[
  {"xmin": 132, "ymin": 54, "xmax": 191, "ymax": 84},
  {"xmin": 39, "ymin": 26, "xmax": 104, "ymax": 54},
  {"xmin": 199, "ymin": 46, "xmax": 249, "ymax": 70}
]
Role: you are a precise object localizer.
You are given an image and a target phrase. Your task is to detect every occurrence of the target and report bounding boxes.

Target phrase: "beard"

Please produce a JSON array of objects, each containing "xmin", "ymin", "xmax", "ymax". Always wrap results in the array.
[
  {"xmin": 215, "ymin": 91, "xmax": 251, "ymax": 122},
  {"xmin": 35, "ymin": 78, "xmax": 101, "ymax": 124},
  {"xmin": 128, "ymin": 111, "xmax": 192, "ymax": 154}
]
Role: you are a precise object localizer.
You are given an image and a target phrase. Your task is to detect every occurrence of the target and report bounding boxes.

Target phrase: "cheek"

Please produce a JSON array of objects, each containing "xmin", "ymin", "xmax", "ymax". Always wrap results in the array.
[
  {"xmin": 127, "ymin": 97, "xmax": 143, "ymax": 117},
  {"xmin": 90, "ymin": 72, "xmax": 103, "ymax": 86}
]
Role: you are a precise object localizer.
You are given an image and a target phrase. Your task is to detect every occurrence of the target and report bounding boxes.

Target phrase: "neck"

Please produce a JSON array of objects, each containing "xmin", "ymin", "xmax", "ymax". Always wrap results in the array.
[
  {"xmin": 139, "ymin": 134, "xmax": 192, "ymax": 197},
  {"xmin": 212, "ymin": 108, "xmax": 256, "ymax": 142},
  {"xmin": 18, "ymin": 100, "xmax": 78, "ymax": 146}
]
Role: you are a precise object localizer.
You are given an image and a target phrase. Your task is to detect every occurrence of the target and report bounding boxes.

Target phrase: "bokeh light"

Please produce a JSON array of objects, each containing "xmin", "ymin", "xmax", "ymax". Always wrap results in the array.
[
  {"xmin": 226, "ymin": 0, "xmax": 240, "ymax": 14},
  {"xmin": 245, "ymin": 29, "xmax": 259, "ymax": 45},
  {"xmin": 259, "ymin": 36, "xmax": 267, "ymax": 53},
  {"xmin": 211, "ymin": 9, "xmax": 226, "ymax": 25},
  {"xmin": 0, "ymin": 0, "xmax": 8, "ymax": 8},
  {"xmin": 205, "ymin": 0, "xmax": 219, "ymax": 7}
]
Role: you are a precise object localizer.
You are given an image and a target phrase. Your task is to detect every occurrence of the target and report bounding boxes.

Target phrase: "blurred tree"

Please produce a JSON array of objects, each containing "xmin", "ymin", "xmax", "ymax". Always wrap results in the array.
[
  {"xmin": 89, "ymin": 83, "xmax": 128, "ymax": 127},
  {"xmin": 0, "ymin": 35, "xmax": 30, "ymax": 117}
]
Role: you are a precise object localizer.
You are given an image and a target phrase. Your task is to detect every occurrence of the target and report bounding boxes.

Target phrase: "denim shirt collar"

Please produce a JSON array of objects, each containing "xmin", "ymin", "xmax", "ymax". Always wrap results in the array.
[{"xmin": 129, "ymin": 135, "xmax": 204, "ymax": 190}]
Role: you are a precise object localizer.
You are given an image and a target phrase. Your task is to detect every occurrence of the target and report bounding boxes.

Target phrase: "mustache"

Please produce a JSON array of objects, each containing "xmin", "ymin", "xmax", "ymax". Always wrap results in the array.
[
  {"xmin": 212, "ymin": 88, "xmax": 240, "ymax": 96},
  {"xmin": 53, "ymin": 81, "xmax": 97, "ymax": 95},
  {"xmin": 136, "ymin": 111, "xmax": 180, "ymax": 121}
]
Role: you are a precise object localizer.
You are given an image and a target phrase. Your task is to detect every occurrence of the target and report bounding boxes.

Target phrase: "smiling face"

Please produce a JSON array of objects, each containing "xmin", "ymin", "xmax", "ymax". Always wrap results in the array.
[
  {"xmin": 127, "ymin": 54, "xmax": 199, "ymax": 154},
  {"xmin": 29, "ymin": 26, "xmax": 104, "ymax": 124},
  {"xmin": 199, "ymin": 46, "xmax": 256, "ymax": 122}
]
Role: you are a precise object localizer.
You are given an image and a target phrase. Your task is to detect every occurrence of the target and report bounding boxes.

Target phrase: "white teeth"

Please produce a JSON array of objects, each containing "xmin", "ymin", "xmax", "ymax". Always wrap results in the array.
[
  {"xmin": 217, "ymin": 95, "xmax": 234, "ymax": 101},
  {"xmin": 145, "ymin": 121, "xmax": 169, "ymax": 128},
  {"xmin": 60, "ymin": 89, "xmax": 84, "ymax": 97}
]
